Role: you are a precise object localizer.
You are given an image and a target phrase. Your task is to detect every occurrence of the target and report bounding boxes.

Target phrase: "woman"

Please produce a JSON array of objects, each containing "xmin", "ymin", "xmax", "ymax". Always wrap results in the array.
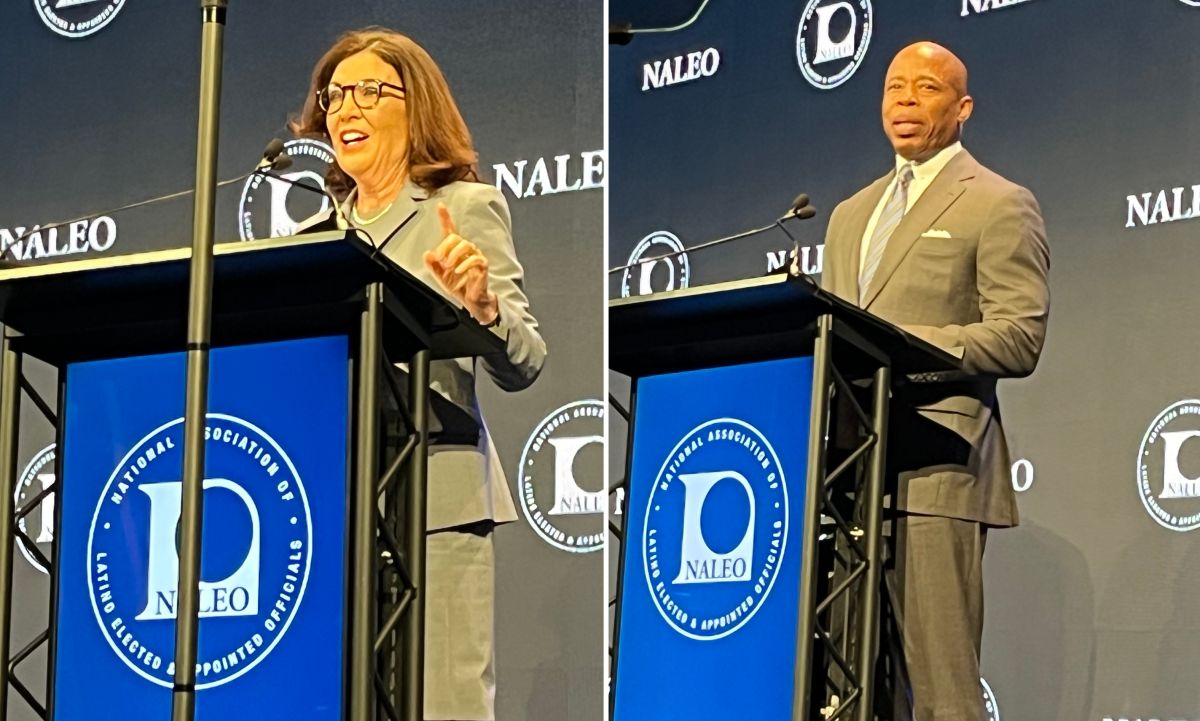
[{"xmin": 292, "ymin": 27, "xmax": 546, "ymax": 721}]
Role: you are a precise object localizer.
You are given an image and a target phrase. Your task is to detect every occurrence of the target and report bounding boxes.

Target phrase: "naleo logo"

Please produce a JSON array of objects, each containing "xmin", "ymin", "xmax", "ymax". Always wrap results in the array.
[
  {"xmin": 34, "ymin": 0, "xmax": 125, "ymax": 38},
  {"xmin": 981, "ymin": 677, "xmax": 1000, "ymax": 721},
  {"xmin": 517, "ymin": 400, "xmax": 604, "ymax": 553},
  {"xmin": 239, "ymin": 139, "xmax": 335, "ymax": 240},
  {"xmin": 643, "ymin": 418, "xmax": 788, "ymax": 640},
  {"xmin": 961, "ymin": 0, "xmax": 1037, "ymax": 16},
  {"xmin": 1137, "ymin": 400, "xmax": 1200, "ymax": 532},
  {"xmin": 621, "ymin": 231, "xmax": 690, "ymax": 297},
  {"xmin": 15, "ymin": 444, "xmax": 56, "ymax": 574},
  {"xmin": 642, "ymin": 48, "xmax": 721, "ymax": 91},
  {"xmin": 796, "ymin": 0, "xmax": 872, "ymax": 90},
  {"xmin": 88, "ymin": 414, "xmax": 312, "ymax": 688}
]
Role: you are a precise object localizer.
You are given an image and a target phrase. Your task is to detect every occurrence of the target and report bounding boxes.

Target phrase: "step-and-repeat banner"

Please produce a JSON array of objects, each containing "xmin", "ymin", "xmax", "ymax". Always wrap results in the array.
[
  {"xmin": 2, "ymin": 1, "xmax": 602, "ymax": 719},
  {"xmin": 609, "ymin": 1, "xmax": 1200, "ymax": 721}
]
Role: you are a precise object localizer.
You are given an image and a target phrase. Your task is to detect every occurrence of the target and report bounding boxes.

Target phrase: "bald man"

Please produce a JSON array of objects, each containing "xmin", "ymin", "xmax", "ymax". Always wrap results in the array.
[{"xmin": 819, "ymin": 43, "xmax": 1049, "ymax": 720}]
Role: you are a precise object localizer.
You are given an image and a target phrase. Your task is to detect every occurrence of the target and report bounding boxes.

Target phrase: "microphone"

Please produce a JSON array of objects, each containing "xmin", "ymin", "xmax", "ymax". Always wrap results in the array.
[
  {"xmin": 607, "ymin": 192, "xmax": 818, "ymax": 275},
  {"xmin": 11, "ymin": 139, "xmax": 296, "ymax": 247},
  {"xmin": 256, "ymin": 143, "xmax": 414, "ymax": 257},
  {"xmin": 774, "ymin": 194, "xmax": 819, "ymax": 277},
  {"xmin": 259, "ymin": 141, "xmax": 423, "ymax": 257},
  {"xmin": 257, "ymin": 138, "xmax": 286, "ymax": 170},
  {"xmin": 778, "ymin": 193, "xmax": 816, "ymax": 222},
  {"xmin": 252, "ymin": 161, "xmax": 353, "ymax": 240},
  {"xmin": 608, "ymin": 23, "xmax": 634, "ymax": 45}
]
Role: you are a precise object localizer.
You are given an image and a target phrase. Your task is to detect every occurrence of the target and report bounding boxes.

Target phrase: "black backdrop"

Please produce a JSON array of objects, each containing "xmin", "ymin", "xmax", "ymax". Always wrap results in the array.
[
  {"xmin": 1, "ymin": 2, "xmax": 603, "ymax": 720},
  {"xmin": 609, "ymin": 2, "xmax": 1200, "ymax": 721}
]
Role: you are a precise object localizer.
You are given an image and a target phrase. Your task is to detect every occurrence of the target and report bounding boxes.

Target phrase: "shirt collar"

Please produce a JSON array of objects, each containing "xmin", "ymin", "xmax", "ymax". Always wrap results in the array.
[{"xmin": 894, "ymin": 141, "xmax": 963, "ymax": 183}]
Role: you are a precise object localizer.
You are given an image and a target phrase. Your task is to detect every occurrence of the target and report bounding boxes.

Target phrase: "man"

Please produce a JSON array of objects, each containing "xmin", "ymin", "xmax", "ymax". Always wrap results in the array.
[{"xmin": 819, "ymin": 42, "xmax": 1050, "ymax": 720}]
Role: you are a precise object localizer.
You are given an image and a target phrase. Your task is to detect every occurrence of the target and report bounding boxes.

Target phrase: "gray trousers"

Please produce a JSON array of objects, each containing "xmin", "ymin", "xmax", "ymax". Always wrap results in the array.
[
  {"xmin": 424, "ymin": 523, "xmax": 497, "ymax": 721},
  {"xmin": 885, "ymin": 514, "xmax": 988, "ymax": 721}
]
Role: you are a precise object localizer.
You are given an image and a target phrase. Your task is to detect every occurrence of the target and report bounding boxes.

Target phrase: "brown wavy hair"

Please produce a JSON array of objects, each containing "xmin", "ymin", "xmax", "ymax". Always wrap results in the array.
[{"xmin": 290, "ymin": 27, "xmax": 481, "ymax": 198}]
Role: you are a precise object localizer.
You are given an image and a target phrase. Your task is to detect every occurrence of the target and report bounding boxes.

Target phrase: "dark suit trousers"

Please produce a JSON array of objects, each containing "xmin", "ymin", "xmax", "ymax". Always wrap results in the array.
[
  {"xmin": 835, "ymin": 384, "xmax": 991, "ymax": 720},
  {"xmin": 885, "ymin": 514, "xmax": 987, "ymax": 721}
]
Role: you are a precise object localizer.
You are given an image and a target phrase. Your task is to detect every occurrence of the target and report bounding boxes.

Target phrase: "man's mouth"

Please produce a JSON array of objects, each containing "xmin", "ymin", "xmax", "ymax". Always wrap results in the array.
[{"xmin": 891, "ymin": 120, "xmax": 923, "ymax": 136}]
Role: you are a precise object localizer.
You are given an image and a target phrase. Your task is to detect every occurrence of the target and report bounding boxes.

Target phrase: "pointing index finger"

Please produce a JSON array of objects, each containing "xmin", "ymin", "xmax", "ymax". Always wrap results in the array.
[{"xmin": 437, "ymin": 202, "xmax": 457, "ymax": 237}]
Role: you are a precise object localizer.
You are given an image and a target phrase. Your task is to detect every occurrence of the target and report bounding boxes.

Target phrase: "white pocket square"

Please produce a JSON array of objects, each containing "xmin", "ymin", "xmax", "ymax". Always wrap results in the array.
[{"xmin": 920, "ymin": 229, "xmax": 953, "ymax": 238}]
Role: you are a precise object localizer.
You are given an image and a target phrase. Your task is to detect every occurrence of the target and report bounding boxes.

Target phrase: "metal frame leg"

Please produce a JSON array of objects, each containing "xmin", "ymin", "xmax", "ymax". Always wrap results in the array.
[
  {"xmin": 607, "ymin": 383, "xmax": 636, "ymax": 719},
  {"xmin": 793, "ymin": 314, "xmax": 834, "ymax": 720},
  {"xmin": 401, "ymin": 348, "xmax": 430, "ymax": 721},
  {"xmin": 350, "ymin": 284, "xmax": 383, "ymax": 721},
  {"xmin": 0, "ymin": 337, "xmax": 21, "ymax": 719},
  {"xmin": 854, "ymin": 366, "xmax": 890, "ymax": 721}
]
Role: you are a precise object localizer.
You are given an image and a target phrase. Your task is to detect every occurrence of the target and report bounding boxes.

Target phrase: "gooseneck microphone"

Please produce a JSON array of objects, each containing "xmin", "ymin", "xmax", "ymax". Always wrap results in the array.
[
  {"xmin": 606, "ymin": 192, "xmax": 819, "ymax": 275},
  {"xmin": 774, "ymin": 193, "xmax": 818, "ymax": 278},
  {"xmin": 257, "ymin": 137, "xmax": 286, "ymax": 170},
  {"xmin": 248, "ymin": 141, "xmax": 359, "ymax": 239}
]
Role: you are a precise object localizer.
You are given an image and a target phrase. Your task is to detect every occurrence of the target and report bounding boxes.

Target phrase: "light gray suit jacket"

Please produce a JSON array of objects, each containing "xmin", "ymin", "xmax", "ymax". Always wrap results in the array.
[
  {"xmin": 821, "ymin": 149, "xmax": 1049, "ymax": 527},
  {"xmin": 303, "ymin": 179, "xmax": 546, "ymax": 531}
]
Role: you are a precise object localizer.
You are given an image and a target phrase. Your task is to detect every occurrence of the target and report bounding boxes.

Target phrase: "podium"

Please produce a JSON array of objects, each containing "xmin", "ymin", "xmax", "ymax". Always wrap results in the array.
[
  {"xmin": 0, "ymin": 231, "xmax": 502, "ymax": 721},
  {"xmin": 608, "ymin": 273, "xmax": 958, "ymax": 721}
]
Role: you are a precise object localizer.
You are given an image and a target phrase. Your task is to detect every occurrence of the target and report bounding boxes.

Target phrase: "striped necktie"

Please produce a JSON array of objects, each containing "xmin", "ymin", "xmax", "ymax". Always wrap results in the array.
[{"xmin": 858, "ymin": 164, "xmax": 914, "ymax": 305}]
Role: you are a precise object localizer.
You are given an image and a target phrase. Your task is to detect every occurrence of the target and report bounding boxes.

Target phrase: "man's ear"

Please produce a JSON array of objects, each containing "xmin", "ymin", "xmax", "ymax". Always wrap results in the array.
[{"xmin": 958, "ymin": 95, "xmax": 974, "ymax": 125}]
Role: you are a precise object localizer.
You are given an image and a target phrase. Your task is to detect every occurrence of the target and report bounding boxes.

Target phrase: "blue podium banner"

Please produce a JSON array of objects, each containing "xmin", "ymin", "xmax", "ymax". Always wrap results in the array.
[
  {"xmin": 614, "ymin": 357, "xmax": 813, "ymax": 721},
  {"xmin": 52, "ymin": 336, "xmax": 350, "ymax": 721}
]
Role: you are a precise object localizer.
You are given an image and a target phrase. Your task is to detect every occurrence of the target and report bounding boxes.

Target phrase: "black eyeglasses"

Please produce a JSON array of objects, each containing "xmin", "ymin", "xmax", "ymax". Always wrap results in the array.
[{"xmin": 318, "ymin": 79, "xmax": 405, "ymax": 114}]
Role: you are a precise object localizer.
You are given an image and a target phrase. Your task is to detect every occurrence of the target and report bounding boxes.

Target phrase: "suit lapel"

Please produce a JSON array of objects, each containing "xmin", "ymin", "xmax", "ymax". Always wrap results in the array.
[
  {"xmin": 833, "ymin": 174, "xmax": 891, "ymax": 299},
  {"xmin": 860, "ymin": 150, "xmax": 979, "ymax": 310},
  {"xmin": 360, "ymin": 180, "xmax": 430, "ymax": 251},
  {"xmin": 389, "ymin": 180, "xmax": 429, "ymax": 223}
]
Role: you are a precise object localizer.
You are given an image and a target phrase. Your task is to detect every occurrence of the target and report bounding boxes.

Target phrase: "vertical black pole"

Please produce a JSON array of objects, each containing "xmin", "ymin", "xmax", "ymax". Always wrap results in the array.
[
  {"xmin": 0, "ymin": 337, "xmax": 21, "ymax": 718},
  {"xmin": 402, "ymin": 348, "xmax": 430, "ymax": 721},
  {"xmin": 792, "ymin": 314, "xmax": 834, "ymax": 721},
  {"xmin": 350, "ymin": 284, "xmax": 382, "ymax": 721},
  {"xmin": 608, "ymin": 381, "xmax": 638, "ymax": 720},
  {"xmin": 854, "ymin": 365, "xmax": 890, "ymax": 721},
  {"xmin": 172, "ymin": 2, "xmax": 226, "ymax": 720}
]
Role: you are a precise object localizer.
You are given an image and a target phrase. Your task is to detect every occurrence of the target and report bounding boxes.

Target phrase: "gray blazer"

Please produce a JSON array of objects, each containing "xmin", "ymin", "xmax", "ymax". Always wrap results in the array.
[
  {"xmin": 303, "ymin": 179, "xmax": 546, "ymax": 531},
  {"xmin": 821, "ymin": 150, "xmax": 1049, "ymax": 527}
]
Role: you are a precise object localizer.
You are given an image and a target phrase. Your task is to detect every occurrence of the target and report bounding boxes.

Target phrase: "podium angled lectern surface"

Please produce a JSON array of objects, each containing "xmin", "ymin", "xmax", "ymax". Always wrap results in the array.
[
  {"xmin": 609, "ymin": 273, "xmax": 957, "ymax": 721},
  {"xmin": 0, "ymin": 231, "xmax": 501, "ymax": 721}
]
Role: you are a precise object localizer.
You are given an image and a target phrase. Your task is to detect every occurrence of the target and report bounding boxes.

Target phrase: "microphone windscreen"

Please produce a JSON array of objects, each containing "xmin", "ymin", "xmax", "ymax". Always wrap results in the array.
[
  {"xmin": 272, "ymin": 154, "xmax": 294, "ymax": 171},
  {"xmin": 608, "ymin": 22, "xmax": 634, "ymax": 45},
  {"xmin": 262, "ymin": 138, "xmax": 286, "ymax": 161},
  {"xmin": 791, "ymin": 193, "xmax": 810, "ymax": 211},
  {"xmin": 797, "ymin": 206, "xmax": 817, "ymax": 220}
]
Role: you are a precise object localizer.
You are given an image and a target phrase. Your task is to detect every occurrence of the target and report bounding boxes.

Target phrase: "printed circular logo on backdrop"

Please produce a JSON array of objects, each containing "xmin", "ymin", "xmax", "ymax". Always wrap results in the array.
[
  {"xmin": 15, "ymin": 444, "xmax": 56, "ymax": 575},
  {"xmin": 620, "ymin": 231, "xmax": 690, "ymax": 297},
  {"xmin": 643, "ymin": 418, "xmax": 788, "ymax": 641},
  {"xmin": 796, "ymin": 0, "xmax": 873, "ymax": 90},
  {"xmin": 34, "ymin": 0, "xmax": 125, "ymax": 38},
  {"xmin": 981, "ymin": 678, "xmax": 1000, "ymax": 721},
  {"xmin": 238, "ymin": 139, "xmax": 335, "ymax": 241},
  {"xmin": 1180, "ymin": 0, "xmax": 1200, "ymax": 7},
  {"xmin": 1137, "ymin": 400, "xmax": 1200, "ymax": 532},
  {"xmin": 88, "ymin": 414, "xmax": 312, "ymax": 689},
  {"xmin": 518, "ymin": 400, "xmax": 604, "ymax": 553}
]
